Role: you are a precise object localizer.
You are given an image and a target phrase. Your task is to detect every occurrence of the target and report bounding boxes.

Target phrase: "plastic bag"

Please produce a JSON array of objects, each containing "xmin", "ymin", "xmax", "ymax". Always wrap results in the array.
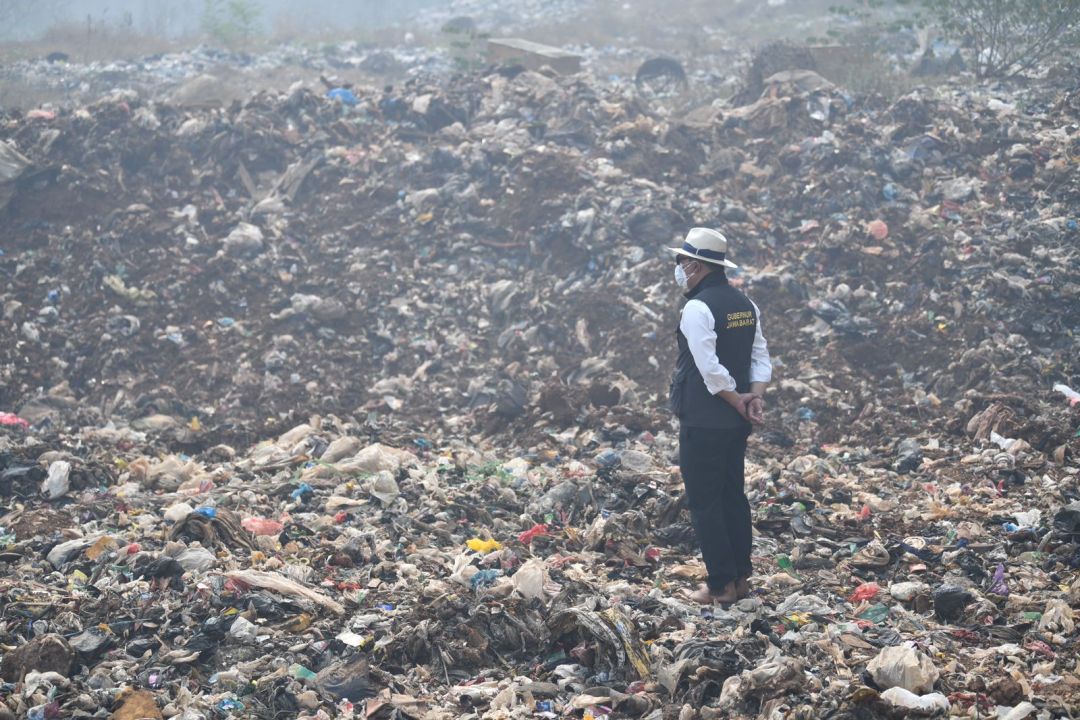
[
  {"xmin": 867, "ymin": 644, "xmax": 939, "ymax": 694},
  {"xmin": 512, "ymin": 558, "xmax": 547, "ymax": 600},
  {"xmin": 848, "ymin": 582, "xmax": 880, "ymax": 603},
  {"xmin": 41, "ymin": 460, "xmax": 71, "ymax": 500},
  {"xmin": 242, "ymin": 518, "xmax": 284, "ymax": 536}
]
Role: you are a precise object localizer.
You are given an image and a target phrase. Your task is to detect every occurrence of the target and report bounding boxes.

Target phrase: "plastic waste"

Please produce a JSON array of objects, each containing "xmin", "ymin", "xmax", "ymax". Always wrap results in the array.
[
  {"xmin": 41, "ymin": 460, "xmax": 71, "ymax": 499},
  {"xmin": 466, "ymin": 538, "xmax": 502, "ymax": 553},
  {"xmin": 164, "ymin": 502, "xmax": 194, "ymax": 523},
  {"xmin": 518, "ymin": 523, "xmax": 551, "ymax": 544},
  {"xmin": 222, "ymin": 223, "xmax": 264, "ymax": 257},
  {"xmin": 856, "ymin": 604, "xmax": 890, "ymax": 624},
  {"xmin": 174, "ymin": 546, "xmax": 216, "ymax": 572},
  {"xmin": 867, "ymin": 644, "xmax": 939, "ymax": 694},
  {"xmin": 0, "ymin": 33, "xmax": 1078, "ymax": 720},
  {"xmin": 290, "ymin": 482, "xmax": 314, "ymax": 502},
  {"xmin": 932, "ymin": 585, "xmax": 973, "ymax": 622},
  {"xmin": 595, "ymin": 449, "xmax": 621, "ymax": 468},
  {"xmin": 289, "ymin": 663, "xmax": 318, "ymax": 682},
  {"xmin": 512, "ymin": 558, "xmax": 547, "ymax": 600},
  {"xmin": 999, "ymin": 702, "xmax": 1038, "ymax": 720},
  {"xmin": 0, "ymin": 412, "xmax": 29, "ymax": 428},
  {"xmin": 880, "ymin": 687, "xmax": 950, "ymax": 713},
  {"xmin": 326, "ymin": 87, "xmax": 358, "ymax": 106},
  {"xmin": 895, "ymin": 438, "xmax": 923, "ymax": 474},
  {"xmin": 471, "ymin": 568, "xmax": 502, "ymax": 589},
  {"xmin": 987, "ymin": 563, "xmax": 1009, "ymax": 596},
  {"xmin": 1037, "ymin": 599, "xmax": 1075, "ymax": 633},
  {"xmin": 226, "ymin": 570, "xmax": 344, "ymax": 614},
  {"xmin": 216, "ymin": 699, "xmax": 244, "ymax": 712},
  {"xmin": 848, "ymin": 582, "xmax": 880, "ymax": 603},
  {"xmin": 241, "ymin": 517, "xmax": 285, "ymax": 536},
  {"xmin": 775, "ymin": 554, "xmax": 800, "ymax": 579},
  {"xmin": 866, "ymin": 219, "xmax": 888, "ymax": 240},
  {"xmin": 888, "ymin": 581, "xmax": 929, "ymax": 602},
  {"xmin": 229, "ymin": 616, "xmax": 258, "ymax": 642},
  {"xmin": 1053, "ymin": 383, "xmax": 1080, "ymax": 406}
]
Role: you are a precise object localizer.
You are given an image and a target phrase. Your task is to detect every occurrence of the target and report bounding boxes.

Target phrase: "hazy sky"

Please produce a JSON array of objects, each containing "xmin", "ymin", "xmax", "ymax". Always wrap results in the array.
[{"xmin": 3, "ymin": 0, "xmax": 443, "ymax": 41}]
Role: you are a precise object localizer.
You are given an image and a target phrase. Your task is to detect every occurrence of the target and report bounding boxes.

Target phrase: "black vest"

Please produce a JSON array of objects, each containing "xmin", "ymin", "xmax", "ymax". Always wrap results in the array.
[{"xmin": 670, "ymin": 273, "xmax": 758, "ymax": 429}]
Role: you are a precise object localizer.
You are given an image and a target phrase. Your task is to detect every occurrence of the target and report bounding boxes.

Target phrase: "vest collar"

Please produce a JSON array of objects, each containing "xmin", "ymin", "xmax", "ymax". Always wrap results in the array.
[{"xmin": 684, "ymin": 271, "xmax": 728, "ymax": 299}]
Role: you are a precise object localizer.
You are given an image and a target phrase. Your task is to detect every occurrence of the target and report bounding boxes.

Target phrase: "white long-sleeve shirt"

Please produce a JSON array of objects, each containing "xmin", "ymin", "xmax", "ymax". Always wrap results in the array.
[{"xmin": 679, "ymin": 298, "xmax": 772, "ymax": 394}]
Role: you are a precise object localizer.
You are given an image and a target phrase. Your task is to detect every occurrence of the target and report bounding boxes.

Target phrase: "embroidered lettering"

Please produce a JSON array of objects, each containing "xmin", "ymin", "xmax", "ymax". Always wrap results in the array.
[{"xmin": 725, "ymin": 310, "xmax": 755, "ymax": 329}]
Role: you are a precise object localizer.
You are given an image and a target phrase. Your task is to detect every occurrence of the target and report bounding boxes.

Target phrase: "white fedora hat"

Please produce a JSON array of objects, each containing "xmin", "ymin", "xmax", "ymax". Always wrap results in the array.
[{"xmin": 666, "ymin": 227, "xmax": 738, "ymax": 268}]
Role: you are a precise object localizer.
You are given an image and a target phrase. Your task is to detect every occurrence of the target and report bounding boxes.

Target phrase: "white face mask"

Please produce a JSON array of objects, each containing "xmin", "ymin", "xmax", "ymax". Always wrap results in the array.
[{"xmin": 674, "ymin": 261, "xmax": 693, "ymax": 290}]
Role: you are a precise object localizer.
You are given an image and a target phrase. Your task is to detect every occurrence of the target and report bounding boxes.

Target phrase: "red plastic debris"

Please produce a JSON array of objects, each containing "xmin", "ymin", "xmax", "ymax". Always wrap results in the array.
[
  {"xmin": 866, "ymin": 219, "xmax": 889, "ymax": 240},
  {"xmin": 517, "ymin": 523, "xmax": 551, "ymax": 544},
  {"xmin": 0, "ymin": 413, "xmax": 29, "ymax": 429},
  {"xmin": 1024, "ymin": 639, "xmax": 1056, "ymax": 657},
  {"xmin": 848, "ymin": 582, "xmax": 880, "ymax": 603},
  {"xmin": 224, "ymin": 577, "xmax": 250, "ymax": 594},
  {"xmin": 241, "ymin": 517, "xmax": 285, "ymax": 536}
]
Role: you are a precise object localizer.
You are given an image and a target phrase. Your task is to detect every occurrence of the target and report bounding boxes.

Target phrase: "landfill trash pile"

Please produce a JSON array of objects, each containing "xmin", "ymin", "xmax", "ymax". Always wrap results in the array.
[
  {"xmin": 1, "ymin": 51, "xmax": 1079, "ymax": 720},
  {"xmin": 0, "ymin": 43, "xmax": 449, "ymax": 111}
]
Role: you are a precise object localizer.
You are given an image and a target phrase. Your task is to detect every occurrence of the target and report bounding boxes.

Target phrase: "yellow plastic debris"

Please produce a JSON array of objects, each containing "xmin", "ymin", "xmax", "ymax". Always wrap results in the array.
[{"xmin": 466, "ymin": 538, "xmax": 502, "ymax": 553}]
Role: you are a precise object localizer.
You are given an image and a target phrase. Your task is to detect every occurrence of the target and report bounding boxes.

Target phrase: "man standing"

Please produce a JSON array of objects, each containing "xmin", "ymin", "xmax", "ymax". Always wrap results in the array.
[{"xmin": 668, "ymin": 227, "xmax": 772, "ymax": 604}]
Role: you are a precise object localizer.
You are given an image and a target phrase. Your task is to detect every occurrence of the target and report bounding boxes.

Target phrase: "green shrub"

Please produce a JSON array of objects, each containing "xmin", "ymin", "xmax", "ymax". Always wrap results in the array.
[
  {"xmin": 923, "ymin": 0, "xmax": 1080, "ymax": 78},
  {"xmin": 829, "ymin": 0, "xmax": 1080, "ymax": 78},
  {"xmin": 441, "ymin": 19, "xmax": 489, "ymax": 74},
  {"xmin": 201, "ymin": 0, "xmax": 261, "ymax": 48}
]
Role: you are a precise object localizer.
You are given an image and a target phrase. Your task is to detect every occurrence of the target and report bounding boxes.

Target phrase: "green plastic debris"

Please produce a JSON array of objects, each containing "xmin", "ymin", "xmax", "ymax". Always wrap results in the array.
[{"xmin": 856, "ymin": 603, "xmax": 890, "ymax": 624}]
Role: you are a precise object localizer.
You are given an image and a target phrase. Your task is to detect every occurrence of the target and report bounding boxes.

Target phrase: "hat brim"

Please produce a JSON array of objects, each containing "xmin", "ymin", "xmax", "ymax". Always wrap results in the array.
[{"xmin": 666, "ymin": 246, "xmax": 738, "ymax": 269}]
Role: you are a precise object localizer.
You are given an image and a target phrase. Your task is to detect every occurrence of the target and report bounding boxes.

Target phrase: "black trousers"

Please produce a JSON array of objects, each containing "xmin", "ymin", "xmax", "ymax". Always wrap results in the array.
[{"xmin": 678, "ymin": 425, "xmax": 753, "ymax": 592}]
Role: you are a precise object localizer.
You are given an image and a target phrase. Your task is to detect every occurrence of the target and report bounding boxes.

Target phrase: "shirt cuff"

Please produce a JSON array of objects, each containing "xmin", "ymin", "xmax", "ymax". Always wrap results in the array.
[{"xmin": 703, "ymin": 374, "xmax": 737, "ymax": 395}]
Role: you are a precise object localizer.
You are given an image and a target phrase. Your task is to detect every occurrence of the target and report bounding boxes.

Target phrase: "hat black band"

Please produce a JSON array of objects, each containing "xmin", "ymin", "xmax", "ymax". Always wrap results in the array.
[{"xmin": 682, "ymin": 241, "xmax": 725, "ymax": 262}]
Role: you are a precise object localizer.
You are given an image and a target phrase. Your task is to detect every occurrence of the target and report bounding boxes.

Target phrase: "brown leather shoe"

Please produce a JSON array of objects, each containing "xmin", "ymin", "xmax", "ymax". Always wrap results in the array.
[{"xmin": 736, "ymin": 577, "xmax": 751, "ymax": 599}]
